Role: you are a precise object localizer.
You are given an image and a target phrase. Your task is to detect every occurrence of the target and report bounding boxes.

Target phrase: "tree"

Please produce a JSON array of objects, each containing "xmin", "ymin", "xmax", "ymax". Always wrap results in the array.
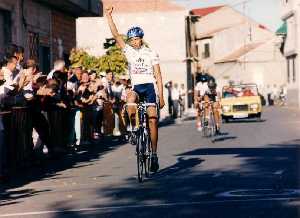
[{"xmin": 69, "ymin": 38, "xmax": 128, "ymax": 76}]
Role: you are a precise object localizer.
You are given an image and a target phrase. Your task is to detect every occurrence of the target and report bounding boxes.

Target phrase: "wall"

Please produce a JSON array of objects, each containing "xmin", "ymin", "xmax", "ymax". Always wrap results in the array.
[
  {"xmin": 51, "ymin": 10, "xmax": 76, "ymax": 62},
  {"xmin": 214, "ymin": 40, "xmax": 286, "ymax": 97},
  {"xmin": 280, "ymin": 0, "xmax": 300, "ymax": 107}
]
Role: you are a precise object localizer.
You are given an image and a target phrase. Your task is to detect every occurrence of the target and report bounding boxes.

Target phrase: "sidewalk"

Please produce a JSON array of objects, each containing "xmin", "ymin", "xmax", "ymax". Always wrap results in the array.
[{"xmin": 159, "ymin": 108, "xmax": 196, "ymax": 126}]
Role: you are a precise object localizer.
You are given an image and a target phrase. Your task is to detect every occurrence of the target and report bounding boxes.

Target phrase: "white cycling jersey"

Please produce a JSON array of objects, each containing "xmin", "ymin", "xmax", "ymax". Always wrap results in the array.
[
  {"xmin": 195, "ymin": 82, "xmax": 209, "ymax": 96},
  {"xmin": 123, "ymin": 44, "xmax": 159, "ymax": 86}
]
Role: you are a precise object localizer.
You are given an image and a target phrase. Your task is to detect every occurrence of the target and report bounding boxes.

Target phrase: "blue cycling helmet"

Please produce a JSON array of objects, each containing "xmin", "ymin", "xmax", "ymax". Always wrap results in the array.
[{"xmin": 127, "ymin": 26, "xmax": 144, "ymax": 39}]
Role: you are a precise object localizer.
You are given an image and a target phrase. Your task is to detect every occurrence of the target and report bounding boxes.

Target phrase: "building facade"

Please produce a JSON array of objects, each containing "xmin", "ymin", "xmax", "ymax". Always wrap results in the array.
[
  {"xmin": 280, "ymin": 0, "xmax": 300, "ymax": 107},
  {"xmin": 0, "ymin": 0, "xmax": 101, "ymax": 74},
  {"xmin": 188, "ymin": 5, "xmax": 286, "ymax": 98},
  {"xmin": 76, "ymin": 0, "xmax": 189, "ymax": 115}
]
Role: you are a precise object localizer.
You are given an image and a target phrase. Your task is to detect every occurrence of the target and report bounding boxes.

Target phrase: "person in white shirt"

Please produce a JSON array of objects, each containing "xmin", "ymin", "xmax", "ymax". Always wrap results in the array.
[
  {"xmin": 0, "ymin": 69, "xmax": 6, "ymax": 178},
  {"xmin": 2, "ymin": 56, "xmax": 18, "ymax": 88},
  {"xmin": 106, "ymin": 6, "xmax": 165, "ymax": 172},
  {"xmin": 179, "ymin": 83, "xmax": 186, "ymax": 116},
  {"xmin": 47, "ymin": 59, "xmax": 65, "ymax": 80},
  {"xmin": 171, "ymin": 83, "xmax": 180, "ymax": 118}
]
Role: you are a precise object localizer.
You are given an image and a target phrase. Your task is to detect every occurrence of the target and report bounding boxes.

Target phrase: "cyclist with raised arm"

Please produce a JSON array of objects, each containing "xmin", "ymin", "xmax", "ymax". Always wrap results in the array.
[{"xmin": 105, "ymin": 6, "xmax": 165, "ymax": 172}]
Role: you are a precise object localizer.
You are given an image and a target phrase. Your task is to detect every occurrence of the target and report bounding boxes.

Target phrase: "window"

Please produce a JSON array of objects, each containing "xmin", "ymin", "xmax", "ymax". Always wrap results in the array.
[
  {"xmin": 28, "ymin": 32, "xmax": 39, "ymax": 60},
  {"xmin": 203, "ymin": 43, "xmax": 210, "ymax": 58},
  {"xmin": 39, "ymin": 46, "xmax": 50, "ymax": 74},
  {"xmin": 287, "ymin": 55, "xmax": 297, "ymax": 83},
  {"xmin": 292, "ymin": 56, "xmax": 296, "ymax": 82},
  {"xmin": 287, "ymin": 58, "xmax": 290, "ymax": 83},
  {"xmin": 0, "ymin": 9, "xmax": 11, "ymax": 58},
  {"xmin": 195, "ymin": 44, "xmax": 199, "ymax": 58}
]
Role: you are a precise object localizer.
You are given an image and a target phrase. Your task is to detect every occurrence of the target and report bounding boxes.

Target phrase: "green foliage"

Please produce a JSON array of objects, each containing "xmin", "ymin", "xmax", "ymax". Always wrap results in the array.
[{"xmin": 69, "ymin": 39, "xmax": 128, "ymax": 76}]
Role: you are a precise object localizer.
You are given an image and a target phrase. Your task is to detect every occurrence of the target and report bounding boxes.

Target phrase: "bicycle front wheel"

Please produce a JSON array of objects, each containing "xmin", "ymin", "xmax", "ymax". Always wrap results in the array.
[{"xmin": 143, "ymin": 129, "xmax": 151, "ymax": 177}]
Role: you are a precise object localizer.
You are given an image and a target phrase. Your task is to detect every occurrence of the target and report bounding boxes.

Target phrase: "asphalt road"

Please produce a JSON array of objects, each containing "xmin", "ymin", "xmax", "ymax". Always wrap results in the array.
[{"xmin": 1, "ymin": 106, "xmax": 300, "ymax": 217}]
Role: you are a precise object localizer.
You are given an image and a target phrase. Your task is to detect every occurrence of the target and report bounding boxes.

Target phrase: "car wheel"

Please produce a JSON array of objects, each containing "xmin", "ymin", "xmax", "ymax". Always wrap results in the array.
[{"xmin": 222, "ymin": 118, "xmax": 229, "ymax": 123}]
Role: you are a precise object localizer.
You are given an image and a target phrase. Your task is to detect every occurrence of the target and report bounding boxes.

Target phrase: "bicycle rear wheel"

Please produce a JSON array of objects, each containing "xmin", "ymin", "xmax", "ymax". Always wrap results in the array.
[
  {"xmin": 201, "ymin": 109, "xmax": 209, "ymax": 137},
  {"xmin": 208, "ymin": 110, "xmax": 216, "ymax": 137},
  {"xmin": 136, "ymin": 131, "xmax": 144, "ymax": 183}
]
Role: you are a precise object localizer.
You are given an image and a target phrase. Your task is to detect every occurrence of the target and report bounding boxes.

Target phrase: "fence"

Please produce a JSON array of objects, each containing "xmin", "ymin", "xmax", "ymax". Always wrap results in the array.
[{"xmin": 0, "ymin": 102, "xmax": 126, "ymax": 176}]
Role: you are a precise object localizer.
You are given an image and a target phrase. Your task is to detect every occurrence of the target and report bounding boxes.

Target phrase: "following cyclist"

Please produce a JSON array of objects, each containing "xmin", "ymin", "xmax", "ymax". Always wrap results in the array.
[
  {"xmin": 194, "ymin": 68, "xmax": 219, "ymax": 133},
  {"xmin": 206, "ymin": 79, "xmax": 221, "ymax": 135},
  {"xmin": 105, "ymin": 6, "xmax": 165, "ymax": 172}
]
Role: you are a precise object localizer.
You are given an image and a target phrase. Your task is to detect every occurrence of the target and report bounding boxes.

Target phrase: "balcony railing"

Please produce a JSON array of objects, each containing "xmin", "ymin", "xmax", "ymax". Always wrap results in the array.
[{"xmin": 34, "ymin": 0, "xmax": 102, "ymax": 17}]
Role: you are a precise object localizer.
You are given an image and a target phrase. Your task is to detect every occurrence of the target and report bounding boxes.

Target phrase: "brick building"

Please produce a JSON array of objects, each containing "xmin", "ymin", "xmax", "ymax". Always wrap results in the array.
[{"xmin": 0, "ymin": 0, "xmax": 101, "ymax": 74}]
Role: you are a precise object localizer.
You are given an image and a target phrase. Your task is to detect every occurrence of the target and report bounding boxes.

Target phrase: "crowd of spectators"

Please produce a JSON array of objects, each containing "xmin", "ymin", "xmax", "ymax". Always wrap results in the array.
[{"xmin": 0, "ymin": 44, "xmax": 131, "ymax": 180}]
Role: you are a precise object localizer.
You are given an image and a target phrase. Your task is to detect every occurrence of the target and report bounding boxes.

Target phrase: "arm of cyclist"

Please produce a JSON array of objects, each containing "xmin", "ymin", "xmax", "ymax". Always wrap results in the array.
[
  {"xmin": 105, "ymin": 6, "xmax": 126, "ymax": 49},
  {"xmin": 194, "ymin": 89, "xmax": 200, "ymax": 105},
  {"xmin": 153, "ymin": 64, "xmax": 165, "ymax": 109}
]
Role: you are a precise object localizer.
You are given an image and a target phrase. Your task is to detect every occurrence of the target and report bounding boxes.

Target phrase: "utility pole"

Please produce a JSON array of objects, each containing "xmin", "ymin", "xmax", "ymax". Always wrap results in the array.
[{"xmin": 242, "ymin": 1, "xmax": 247, "ymax": 84}]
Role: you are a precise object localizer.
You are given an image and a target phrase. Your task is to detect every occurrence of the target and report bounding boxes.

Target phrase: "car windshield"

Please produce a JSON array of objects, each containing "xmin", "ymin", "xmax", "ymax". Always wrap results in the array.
[{"xmin": 222, "ymin": 84, "xmax": 258, "ymax": 98}]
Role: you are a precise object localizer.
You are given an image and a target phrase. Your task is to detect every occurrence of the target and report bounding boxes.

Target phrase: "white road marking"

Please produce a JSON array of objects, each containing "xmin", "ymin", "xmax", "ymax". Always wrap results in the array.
[
  {"xmin": 273, "ymin": 170, "xmax": 285, "ymax": 175},
  {"xmin": 212, "ymin": 172, "xmax": 222, "ymax": 178},
  {"xmin": 217, "ymin": 189, "xmax": 300, "ymax": 198},
  {"xmin": 0, "ymin": 197, "xmax": 298, "ymax": 217}
]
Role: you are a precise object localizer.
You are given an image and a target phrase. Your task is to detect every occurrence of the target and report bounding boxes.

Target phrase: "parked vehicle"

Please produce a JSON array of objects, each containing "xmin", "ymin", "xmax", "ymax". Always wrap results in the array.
[{"xmin": 221, "ymin": 83, "xmax": 262, "ymax": 122}]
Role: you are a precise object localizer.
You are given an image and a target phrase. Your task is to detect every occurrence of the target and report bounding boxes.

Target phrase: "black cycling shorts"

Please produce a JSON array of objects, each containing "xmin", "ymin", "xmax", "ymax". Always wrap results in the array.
[{"xmin": 133, "ymin": 83, "xmax": 157, "ymax": 104}]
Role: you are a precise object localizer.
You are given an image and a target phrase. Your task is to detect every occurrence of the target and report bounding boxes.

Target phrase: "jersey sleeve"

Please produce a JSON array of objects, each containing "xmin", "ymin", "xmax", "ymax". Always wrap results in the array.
[
  {"xmin": 150, "ymin": 51, "xmax": 160, "ymax": 66},
  {"xmin": 194, "ymin": 83, "xmax": 200, "ymax": 91}
]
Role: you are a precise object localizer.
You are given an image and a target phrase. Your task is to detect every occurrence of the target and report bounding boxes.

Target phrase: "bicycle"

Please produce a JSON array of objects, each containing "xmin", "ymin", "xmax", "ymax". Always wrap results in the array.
[
  {"xmin": 125, "ymin": 102, "xmax": 156, "ymax": 182},
  {"xmin": 201, "ymin": 100, "xmax": 216, "ymax": 137}
]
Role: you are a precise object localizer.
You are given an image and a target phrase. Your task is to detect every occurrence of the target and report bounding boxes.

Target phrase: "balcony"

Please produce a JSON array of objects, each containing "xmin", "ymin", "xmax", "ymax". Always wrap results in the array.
[
  {"xmin": 281, "ymin": 0, "xmax": 297, "ymax": 20},
  {"xmin": 34, "ymin": 0, "xmax": 102, "ymax": 17}
]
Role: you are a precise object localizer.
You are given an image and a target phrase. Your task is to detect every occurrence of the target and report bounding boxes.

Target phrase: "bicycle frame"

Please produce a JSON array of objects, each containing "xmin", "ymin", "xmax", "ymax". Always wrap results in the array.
[
  {"xmin": 126, "ymin": 102, "xmax": 156, "ymax": 182},
  {"xmin": 200, "ymin": 100, "xmax": 216, "ymax": 137}
]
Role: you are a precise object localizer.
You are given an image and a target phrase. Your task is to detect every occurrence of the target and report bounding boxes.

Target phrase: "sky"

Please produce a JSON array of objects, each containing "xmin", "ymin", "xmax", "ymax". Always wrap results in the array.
[{"xmin": 173, "ymin": 0, "xmax": 282, "ymax": 32}]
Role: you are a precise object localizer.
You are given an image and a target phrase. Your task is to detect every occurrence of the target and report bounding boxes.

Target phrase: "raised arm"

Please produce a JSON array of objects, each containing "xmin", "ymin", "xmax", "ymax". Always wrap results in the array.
[{"xmin": 105, "ymin": 6, "xmax": 126, "ymax": 49}]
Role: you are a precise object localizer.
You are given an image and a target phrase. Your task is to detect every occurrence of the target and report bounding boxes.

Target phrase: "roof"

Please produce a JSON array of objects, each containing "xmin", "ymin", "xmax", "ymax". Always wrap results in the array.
[
  {"xmin": 215, "ymin": 42, "xmax": 265, "ymax": 64},
  {"xmin": 276, "ymin": 22, "xmax": 287, "ymax": 35},
  {"xmin": 197, "ymin": 24, "xmax": 242, "ymax": 40},
  {"xmin": 191, "ymin": 5, "xmax": 224, "ymax": 17},
  {"xmin": 102, "ymin": 0, "xmax": 185, "ymax": 13}
]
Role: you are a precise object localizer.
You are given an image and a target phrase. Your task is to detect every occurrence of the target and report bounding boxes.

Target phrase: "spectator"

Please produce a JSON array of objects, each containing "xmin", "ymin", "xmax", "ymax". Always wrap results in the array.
[
  {"xmin": 164, "ymin": 81, "xmax": 173, "ymax": 116},
  {"xmin": 102, "ymin": 70, "xmax": 114, "ymax": 99},
  {"xmin": 2, "ymin": 56, "xmax": 17, "ymax": 87},
  {"xmin": 171, "ymin": 83, "xmax": 180, "ymax": 119},
  {"xmin": 94, "ymin": 80, "xmax": 108, "ymax": 138},
  {"xmin": 47, "ymin": 59, "xmax": 65, "ymax": 80},
  {"xmin": 15, "ymin": 46, "xmax": 25, "ymax": 73},
  {"xmin": 179, "ymin": 83, "xmax": 186, "ymax": 116},
  {"xmin": 0, "ymin": 69, "xmax": 6, "ymax": 179}
]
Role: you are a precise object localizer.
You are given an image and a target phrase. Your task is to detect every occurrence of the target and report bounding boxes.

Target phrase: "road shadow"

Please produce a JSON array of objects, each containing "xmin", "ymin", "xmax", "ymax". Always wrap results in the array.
[
  {"xmin": 0, "ymin": 136, "xmax": 127, "ymax": 207},
  {"xmin": 212, "ymin": 136, "xmax": 238, "ymax": 143},
  {"xmin": 224, "ymin": 119, "xmax": 267, "ymax": 124},
  {"xmin": 158, "ymin": 116, "xmax": 175, "ymax": 128},
  {"xmin": 49, "ymin": 139, "xmax": 300, "ymax": 217}
]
